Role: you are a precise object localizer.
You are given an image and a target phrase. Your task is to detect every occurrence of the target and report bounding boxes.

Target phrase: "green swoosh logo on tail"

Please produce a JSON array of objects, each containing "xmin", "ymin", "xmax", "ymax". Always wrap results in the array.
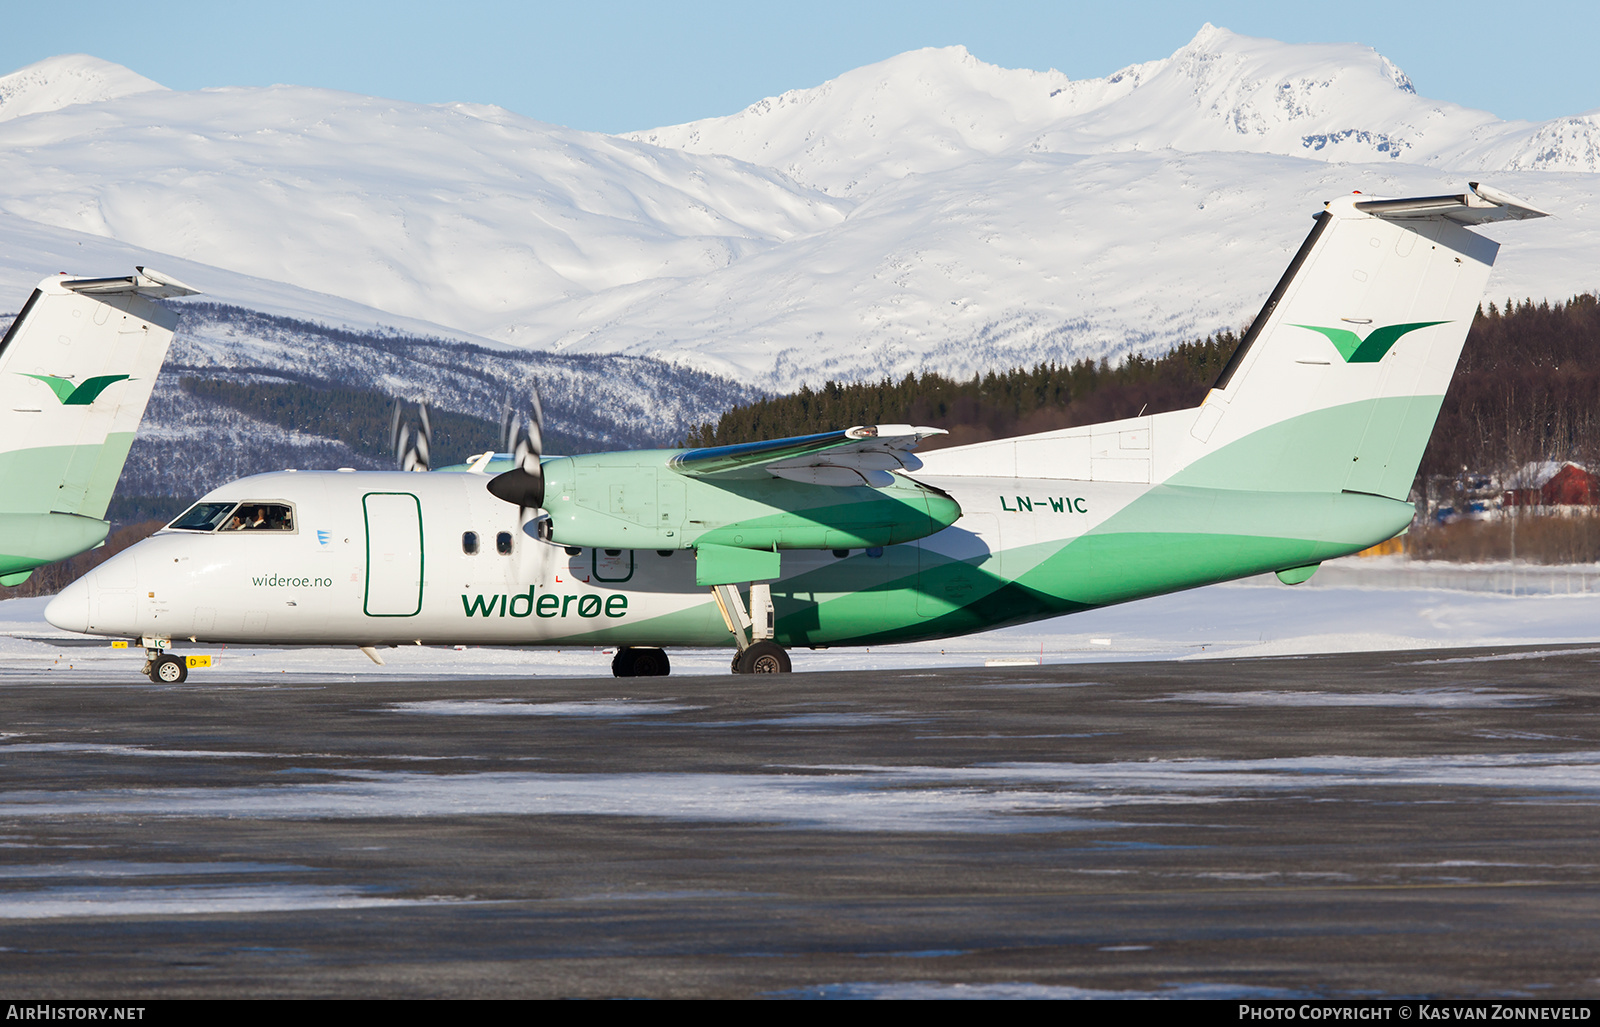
[
  {"xmin": 1291, "ymin": 321, "xmax": 1449, "ymax": 363},
  {"xmin": 18, "ymin": 373, "xmax": 132, "ymax": 405}
]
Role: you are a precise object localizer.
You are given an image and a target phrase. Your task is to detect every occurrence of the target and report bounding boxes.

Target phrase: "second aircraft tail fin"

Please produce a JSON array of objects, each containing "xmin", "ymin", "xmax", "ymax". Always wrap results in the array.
[{"xmin": 0, "ymin": 268, "xmax": 200, "ymax": 521}]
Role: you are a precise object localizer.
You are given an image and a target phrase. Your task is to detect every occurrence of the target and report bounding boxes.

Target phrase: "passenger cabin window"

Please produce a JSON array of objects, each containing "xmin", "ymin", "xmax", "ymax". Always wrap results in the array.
[
  {"xmin": 462, "ymin": 531, "xmax": 479, "ymax": 555},
  {"xmin": 496, "ymin": 531, "xmax": 513, "ymax": 555},
  {"xmin": 166, "ymin": 501, "xmax": 296, "ymax": 534}
]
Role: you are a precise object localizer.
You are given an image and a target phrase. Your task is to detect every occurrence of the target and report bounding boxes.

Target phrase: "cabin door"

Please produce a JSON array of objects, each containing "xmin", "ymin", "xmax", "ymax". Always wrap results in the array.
[{"xmin": 363, "ymin": 492, "xmax": 424, "ymax": 617}]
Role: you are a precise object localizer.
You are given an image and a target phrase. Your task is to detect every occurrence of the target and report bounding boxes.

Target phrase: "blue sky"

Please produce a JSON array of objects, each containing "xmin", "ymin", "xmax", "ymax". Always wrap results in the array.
[{"xmin": 3, "ymin": 1, "xmax": 1596, "ymax": 132}]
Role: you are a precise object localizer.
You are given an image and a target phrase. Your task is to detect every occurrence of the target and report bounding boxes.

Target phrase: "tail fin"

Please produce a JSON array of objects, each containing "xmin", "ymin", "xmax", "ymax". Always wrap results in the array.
[
  {"xmin": 0, "ymin": 268, "xmax": 199, "ymax": 520},
  {"xmin": 1171, "ymin": 183, "xmax": 1548, "ymax": 499}
]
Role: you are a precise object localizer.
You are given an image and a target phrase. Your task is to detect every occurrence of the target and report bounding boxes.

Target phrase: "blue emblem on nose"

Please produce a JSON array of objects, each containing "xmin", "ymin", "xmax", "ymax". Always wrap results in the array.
[{"xmin": 316, "ymin": 530, "xmax": 331, "ymax": 545}]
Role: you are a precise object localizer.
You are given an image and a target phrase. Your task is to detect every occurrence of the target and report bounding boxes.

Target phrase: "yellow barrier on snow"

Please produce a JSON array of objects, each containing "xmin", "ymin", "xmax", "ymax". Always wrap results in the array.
[{"xmin": 1358, "ymin": 536, "xmax": 1406, "ymax": 557}]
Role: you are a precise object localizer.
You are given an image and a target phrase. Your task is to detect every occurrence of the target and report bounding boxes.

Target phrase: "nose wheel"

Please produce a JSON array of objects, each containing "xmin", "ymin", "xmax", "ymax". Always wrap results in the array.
[{"xmin": 146, "ymin": 654, "xmax": 187, "ymax": 684}]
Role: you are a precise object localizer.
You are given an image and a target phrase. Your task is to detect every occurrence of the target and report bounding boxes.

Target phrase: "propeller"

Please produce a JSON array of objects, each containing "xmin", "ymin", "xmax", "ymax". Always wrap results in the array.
[
  {"xmin": 488, "ymin": 384, "xmax": 548, "ymax": 534},
  {"xmin": 390, "ymin": 400, "xmax": 432, "ymax": 473}
]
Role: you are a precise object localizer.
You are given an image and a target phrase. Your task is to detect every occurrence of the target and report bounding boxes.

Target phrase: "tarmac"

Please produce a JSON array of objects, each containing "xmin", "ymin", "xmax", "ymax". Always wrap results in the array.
[{"xmin": 2, "ymin": 644, "xmax": 1599, "ymax": 998}]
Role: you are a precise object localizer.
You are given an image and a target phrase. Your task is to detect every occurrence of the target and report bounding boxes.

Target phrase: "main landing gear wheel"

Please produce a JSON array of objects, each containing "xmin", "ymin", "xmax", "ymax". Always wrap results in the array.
[
  {"xmin": 149, "ymin": 655, "xmax": 186, "ymax": 684},
  {"xmin": 734, "ymin": 641, "xmax": 791, "ymax": 674},
  {"xmin": 612, "ymin": 647, "xmax": 671, "ymax": 677}
]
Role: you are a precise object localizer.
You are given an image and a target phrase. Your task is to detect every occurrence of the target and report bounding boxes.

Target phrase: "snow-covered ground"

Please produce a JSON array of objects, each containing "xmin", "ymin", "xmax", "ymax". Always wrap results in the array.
[{"xmin": 4, "ymin": 557, "xmax": 1595, "ymax": 684}]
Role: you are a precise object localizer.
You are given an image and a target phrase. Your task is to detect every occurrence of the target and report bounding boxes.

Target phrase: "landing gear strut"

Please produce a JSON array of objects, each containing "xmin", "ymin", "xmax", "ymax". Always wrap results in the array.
[
  {"xmin": 140, "ymin": 636, "xmax": 186, "ymax": 684},
  {"xmin": 612, "ymin": 647, "xmax": 671, "ymax": 677},
  {"xmin": 712, "ymin": 581, "xmax": 791, "ymax": 674}
]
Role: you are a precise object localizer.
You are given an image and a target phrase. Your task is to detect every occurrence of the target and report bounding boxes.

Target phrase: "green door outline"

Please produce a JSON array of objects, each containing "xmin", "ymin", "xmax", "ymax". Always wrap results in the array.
[{"xmin": 363, "ymin": 492, "xmax": 424, "ymax": 617}]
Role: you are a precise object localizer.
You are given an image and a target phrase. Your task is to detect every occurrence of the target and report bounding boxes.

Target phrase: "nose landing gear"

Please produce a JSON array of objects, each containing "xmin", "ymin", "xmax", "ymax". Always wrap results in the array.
[
  {"xmin": 144, "ymin": 653, "xmax": 187, "ymax": 684},
  {"xmin": 140, "ymin": 637, "xmax": 187, "ymax": 684}
]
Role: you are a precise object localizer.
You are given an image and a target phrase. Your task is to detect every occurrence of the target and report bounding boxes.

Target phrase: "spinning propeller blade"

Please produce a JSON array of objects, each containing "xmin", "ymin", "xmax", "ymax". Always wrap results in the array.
[
  {"xmin": 391, "ymin": 400, "xmax": 432, "ymax": 473},
  {"xmin": 487, "ymin": 384, "xmax": 546, "ymax": 513}
]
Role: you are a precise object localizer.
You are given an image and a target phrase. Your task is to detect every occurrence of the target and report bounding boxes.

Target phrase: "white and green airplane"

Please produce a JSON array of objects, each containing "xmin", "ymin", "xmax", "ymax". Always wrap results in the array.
[
  {"xmin": 46, "ymin": 185, "xmax": 1545, "ymax": 682},
  {"xmin": 0, "ymin": 268, "xmax": 198, "ymax": 587}
]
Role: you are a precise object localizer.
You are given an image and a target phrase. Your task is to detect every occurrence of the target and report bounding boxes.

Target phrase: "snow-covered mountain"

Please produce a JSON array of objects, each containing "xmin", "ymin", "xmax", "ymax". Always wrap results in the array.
[
  {"xmin": 629, "ymin": 25, "xmax": 1600, "ymax": 195},
  {"xmin": 0, "ymin": 56, "xmax": 846, "ymax": 341},
  {"xmin": 0, "ymin": 29, "xmax": 1594, "ymax": 393},
  {"xmin": 115, "ymin": 302, "xmax": 756, "ymax": 510},
  {"xmin": 0, "ymin": 54, "xmax": 163, "ymax": 123}
]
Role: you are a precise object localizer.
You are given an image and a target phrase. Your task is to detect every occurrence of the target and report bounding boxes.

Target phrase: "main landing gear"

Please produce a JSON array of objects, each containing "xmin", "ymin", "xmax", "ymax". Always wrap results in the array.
[
  {"xmin": 711, "ymin": 581, "xmax": 792, "ymax": 674},
  {"xmin": 734, "ymin": 641, "xmax": 791, "ymax": 674},
  {"xmin": 612, "ymin": 646, "xmax": 671, "ymax": 677}
]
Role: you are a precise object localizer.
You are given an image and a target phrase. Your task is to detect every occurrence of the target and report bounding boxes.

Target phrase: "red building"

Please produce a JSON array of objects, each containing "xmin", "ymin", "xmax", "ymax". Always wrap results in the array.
[{"xmin": 1504, "ymin": 462, "xmax": 1600, "ymax": 508}]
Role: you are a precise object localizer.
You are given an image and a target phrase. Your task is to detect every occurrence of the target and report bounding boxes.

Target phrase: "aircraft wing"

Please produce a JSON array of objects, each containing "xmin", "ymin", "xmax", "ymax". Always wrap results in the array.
[{"xmin": 670, "ymin": 424, "xmax": 947, "ymax": 488}]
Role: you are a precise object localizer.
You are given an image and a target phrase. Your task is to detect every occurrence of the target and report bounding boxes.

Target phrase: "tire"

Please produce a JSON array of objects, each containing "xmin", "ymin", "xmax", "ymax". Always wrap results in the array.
[
  {"xmin": 150, "ymin": 655, "xmax": 187, "ymax": 684},
  {"xmin": 630, "ymin": 648, "xmax": 671, "ymax": 677},
  {"xmin": 615, "ymin": 647, "xmax": 671, "ymax": 677},
  {"xmin": 611, "ymin": 643, "xmax": 668, "ymax": 675},
  {"xmin": 736, "ymin": 641, "xmax": 791, "ymax": 674}
]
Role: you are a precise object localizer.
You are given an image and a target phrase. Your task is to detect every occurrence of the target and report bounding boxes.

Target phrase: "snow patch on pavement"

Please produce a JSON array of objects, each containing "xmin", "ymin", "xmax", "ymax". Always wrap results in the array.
[
  {"xmin": 779, "ymin": 980, "xmax": 1315, "ymax": 999},
  {"xmin": 384, "ymin": 699, "xmax": 703, "ymax": 717},
  {"xmin": 4, "ymin": 753, "xmax": 1600, "ymax": 835},
  {"xmin": 0, "ymin": 884, "xmax": 462, "ymax": 920},
  {"xmin": 1150, "ymin": 688, "xmax": 1548, "ymax": 708}
]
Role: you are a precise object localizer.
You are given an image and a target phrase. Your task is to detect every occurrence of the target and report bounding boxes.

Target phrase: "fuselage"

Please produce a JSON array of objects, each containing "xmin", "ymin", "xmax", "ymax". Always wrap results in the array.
[{"xmin": 46, "ymin": 427, "xmax": 1411, "ymax": 651}]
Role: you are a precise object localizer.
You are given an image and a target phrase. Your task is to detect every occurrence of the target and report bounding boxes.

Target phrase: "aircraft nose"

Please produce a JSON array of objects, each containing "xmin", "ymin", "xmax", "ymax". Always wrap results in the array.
[{"xmin": 44, "ymin": 577, "xmax": 90, "ymax": 633}]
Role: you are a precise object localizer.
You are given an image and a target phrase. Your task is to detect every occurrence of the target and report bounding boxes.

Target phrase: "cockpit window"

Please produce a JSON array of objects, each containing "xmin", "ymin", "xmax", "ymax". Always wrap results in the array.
[
  {"xmin": 223, "ymin": 503, "xmax": 295, "ymax": 532},
  {"xmin": 168, "ymin": 502, "xmax": 237, "ymax": 532},
  {"xmin": 166, "ymin": 501, "xmax": 296, "ymax": 534}
]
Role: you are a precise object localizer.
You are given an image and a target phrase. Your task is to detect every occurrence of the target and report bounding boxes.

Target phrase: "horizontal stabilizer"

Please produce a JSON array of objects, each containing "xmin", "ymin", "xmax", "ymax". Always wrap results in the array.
[
  {"xmin": 1354, "ymin": 182, "xmax": 1550, "ymax": 224},
  {"xmin": 672, "ymin": 424, "xmax": 945, "ymax": 487},
  {"xmin": 59, "ymin": 266, "xmax": 200, "ymax": 299}
]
